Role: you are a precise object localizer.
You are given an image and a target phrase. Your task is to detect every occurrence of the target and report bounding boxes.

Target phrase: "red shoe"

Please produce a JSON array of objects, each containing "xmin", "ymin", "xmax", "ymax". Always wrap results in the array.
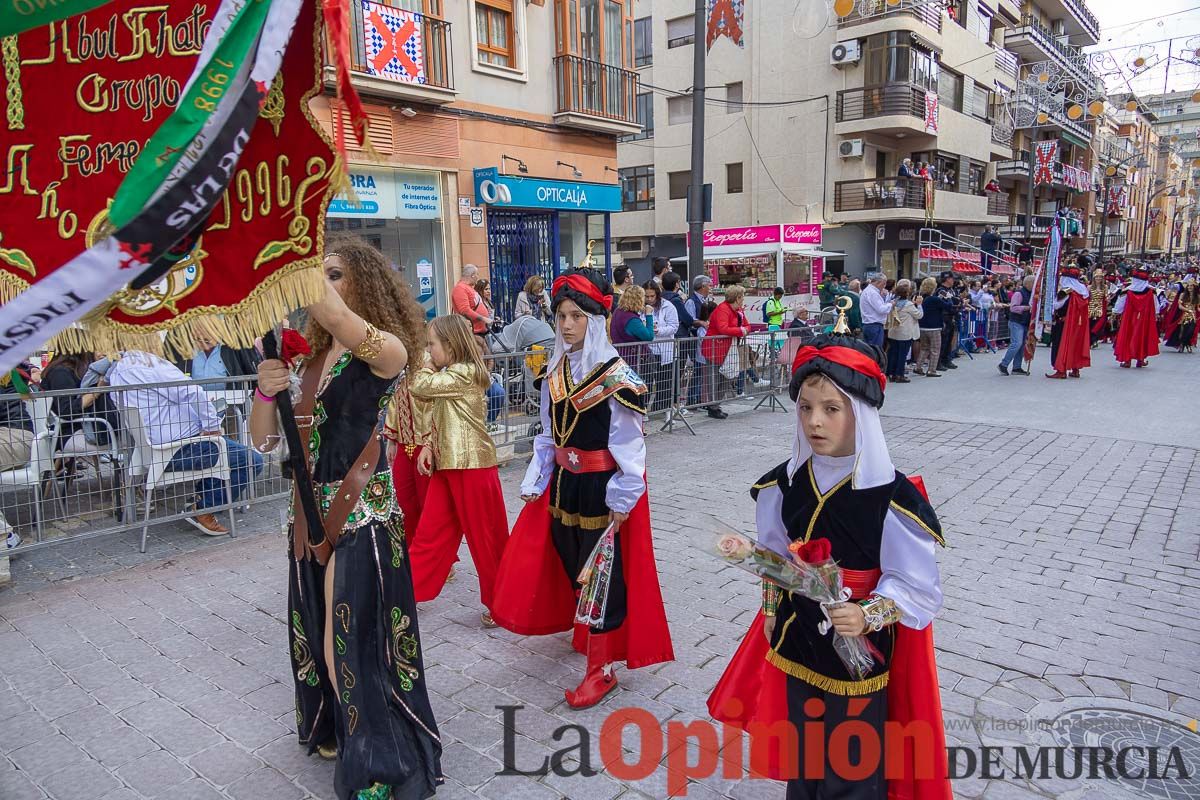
[
  {"xmin": 1120, "ymin": 361, "xmax": 1131, "ymax": 368},
  {"xmin": 1069, "ymin": 369, "xmax": 1081, "ymax": 378},
  {"xmin": 1044, "ymin": 371, "xmax": 1067, "ymax": 379},
  {"xmin": 565, "ymin": 631, "xmax": 618, "ymax": 709}
]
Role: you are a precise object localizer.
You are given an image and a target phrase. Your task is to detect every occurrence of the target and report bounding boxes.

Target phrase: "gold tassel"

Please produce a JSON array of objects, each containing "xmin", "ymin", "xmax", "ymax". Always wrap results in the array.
[
  {"xmin": 764, "ymin": 651, "xmax": 891, "ymax": 696},
  {"xmin": 44, "ymin": 265, "xmax": 326, "ymax": 356}
]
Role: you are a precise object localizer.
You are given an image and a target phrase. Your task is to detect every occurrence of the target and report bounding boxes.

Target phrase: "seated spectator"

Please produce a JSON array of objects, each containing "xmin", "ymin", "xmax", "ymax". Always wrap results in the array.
[
  {"xmin": 0, "ymin": 368, "xmax": 35, "ymax": 551},
  {"xmin": 108, "ymin": 352, "xmax": 263, "ymax": 536},
  {"xmin": 188, "ymin": 319, "xmax": 262, "ymax": 391},
  {"xmin": 41, "ymin": 352, "xmax": 122, "ymax": 452}
]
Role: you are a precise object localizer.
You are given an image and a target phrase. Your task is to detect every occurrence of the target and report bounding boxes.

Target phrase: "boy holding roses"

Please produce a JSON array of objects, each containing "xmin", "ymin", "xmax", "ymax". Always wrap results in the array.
[{"xmin": 708, "ymin": 334, "xmax": 951, "ymax": 800}]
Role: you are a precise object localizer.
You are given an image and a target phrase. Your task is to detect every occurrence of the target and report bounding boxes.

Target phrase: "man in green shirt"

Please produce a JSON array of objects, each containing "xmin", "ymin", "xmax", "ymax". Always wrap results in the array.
[
  {"xmin": 817, "ymin": 272, "xmax": 840, "ymax": 308},
  {"xmin": 765, "ymin": 287, "xmax": 787, "ymax": 355}
]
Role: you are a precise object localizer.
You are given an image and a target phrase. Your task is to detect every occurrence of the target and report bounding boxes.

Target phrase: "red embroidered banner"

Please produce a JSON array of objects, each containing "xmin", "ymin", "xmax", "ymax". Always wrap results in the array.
[{"xmin": 0, "ymin": 0, "xmax": 334, "ymax": 354}]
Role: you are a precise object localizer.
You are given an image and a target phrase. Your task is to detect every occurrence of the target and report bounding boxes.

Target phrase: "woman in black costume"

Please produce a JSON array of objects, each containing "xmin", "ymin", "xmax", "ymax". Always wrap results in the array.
[{"xmin": 251, "ymin": 235, "xmax": 442, "ymax": 800}]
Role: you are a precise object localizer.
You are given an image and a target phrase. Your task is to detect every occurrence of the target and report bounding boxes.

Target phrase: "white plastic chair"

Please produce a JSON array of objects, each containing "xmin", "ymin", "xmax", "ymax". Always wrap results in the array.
[
  {"xmin": 56, "ymin": 414, "xmax": 126, "ymax": 516},
  {"xmin": 0, "ymin": 397, "xmax": 63, "ymax": 542},
  {"xmin": 121, "ymin": 406, "xmax": 237, "ymax": 552}
]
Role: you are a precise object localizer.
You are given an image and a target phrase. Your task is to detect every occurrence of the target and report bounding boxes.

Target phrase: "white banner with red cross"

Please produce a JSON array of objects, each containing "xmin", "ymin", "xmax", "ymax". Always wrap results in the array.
[
  {"xmin": 1034, "ymin": 140, "xmax": 1058, "ymax": 185},
  {"xmin": 1106, "ymin": 186, "xmax": 1126, "ymax": 217},
  {"xmin": 362, "ymin": 0, "xmax": 427, "ymax": 85},
  {"xmin": 1148, "ymin": 208, "xmax": 1163, "ymax": 228},
  {"xmin": 924, "ymin": 92, "xmax": 939, "ymax": 133}
]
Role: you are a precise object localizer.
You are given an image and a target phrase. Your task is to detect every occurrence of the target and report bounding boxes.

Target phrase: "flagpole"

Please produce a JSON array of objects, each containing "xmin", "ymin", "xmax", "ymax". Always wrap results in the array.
[{"xmin": 261, "ymin": 329, "xmax": 326, "ymax": 552}]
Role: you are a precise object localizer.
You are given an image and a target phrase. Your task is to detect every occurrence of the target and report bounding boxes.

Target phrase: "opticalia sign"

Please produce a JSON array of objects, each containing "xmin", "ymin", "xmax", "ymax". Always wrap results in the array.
[{"xmin": 473, "ymin": 168, "xmax": 622, "ymax": 212}]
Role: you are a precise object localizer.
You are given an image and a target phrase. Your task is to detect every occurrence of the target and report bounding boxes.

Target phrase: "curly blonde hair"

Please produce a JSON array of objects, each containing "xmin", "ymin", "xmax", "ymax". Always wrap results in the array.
[
  {"xmin": 310, "ymin": 234, "xmax": 426, "ymax": 360},
  {"xmin": 618, "ymin": 284, "xmax": 646, "ymax": 312}
]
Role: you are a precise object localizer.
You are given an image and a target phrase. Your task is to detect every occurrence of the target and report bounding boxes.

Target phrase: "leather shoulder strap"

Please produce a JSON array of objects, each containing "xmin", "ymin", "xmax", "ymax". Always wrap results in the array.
[
  {"xmin": 291, "ymin": 351, "xmax": 326, "ymax": 561},
  {"xmin": 317, "ymin": 433, "xmax": 382, "ymax": 555}
]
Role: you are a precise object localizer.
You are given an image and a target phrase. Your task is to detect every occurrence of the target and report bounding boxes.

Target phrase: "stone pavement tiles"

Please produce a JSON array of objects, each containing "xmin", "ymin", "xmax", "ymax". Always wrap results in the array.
[{"xmin": 1, "ymin": 408, "xmax": 1199, "ymax": 800}]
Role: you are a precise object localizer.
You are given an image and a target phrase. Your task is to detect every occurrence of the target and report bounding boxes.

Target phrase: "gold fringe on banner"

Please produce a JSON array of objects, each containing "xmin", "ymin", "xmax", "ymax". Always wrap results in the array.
[{"xmin": 45, "ymin": 264, "xmax": 326, "ymax": 358}]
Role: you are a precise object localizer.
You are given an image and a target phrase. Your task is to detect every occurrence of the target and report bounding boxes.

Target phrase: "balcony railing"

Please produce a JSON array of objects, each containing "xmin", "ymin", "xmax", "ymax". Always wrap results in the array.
[
  {"xmin": 554, "ymin": 55, "xmax": 639, "ymax": 125},
  {"xmin": 834, "ymin": 177, "xmax": 927, "ymax": 212},
  {"xmin": 1008, "ymin": 16, "xmax": 1096, "ymax": 87},
  {"xmin": 835, "ymin": 0, "xmax": 942, "ymax": 32},
  {"xmin": 348, "ymin": 4, "xmax": 453, "ymax": 91},
  {"xmin": 836, "ymin": 84, "xmax": 926, "ymax": 124},
  {"xmin": 991, "ymin": 119, "xmax": 1014, "ymax": 148},
  {"xmin": 993, "ymin": 47, "xmax": 1019, "ymax": 84},
  {"xmin": 987, "ymin": 193, "xmax": 1009, "ymax": 216},
  {"xmin": 1062, "ymin": 0, "xmax": 1100, "ymax": 42},
  {"xmin": 1090, "ymin": 231, "xmax": 1126, "ymax": 251}
]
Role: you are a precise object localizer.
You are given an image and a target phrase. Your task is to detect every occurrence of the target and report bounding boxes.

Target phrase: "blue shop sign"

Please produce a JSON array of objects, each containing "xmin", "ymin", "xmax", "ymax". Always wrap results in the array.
[{"xmin": 473, "ymin": 168, "xmax": 621, "ymax": 213}]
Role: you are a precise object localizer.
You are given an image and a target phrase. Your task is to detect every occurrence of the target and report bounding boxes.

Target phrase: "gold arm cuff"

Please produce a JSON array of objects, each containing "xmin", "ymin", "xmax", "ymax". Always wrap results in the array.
[
  {"xmin": 352, "ymin": 322, "xmax": 385, "ymax": 361},
  {"xmin": 858, "ymin": 594, "xmax": 901, "ymax": 632}
]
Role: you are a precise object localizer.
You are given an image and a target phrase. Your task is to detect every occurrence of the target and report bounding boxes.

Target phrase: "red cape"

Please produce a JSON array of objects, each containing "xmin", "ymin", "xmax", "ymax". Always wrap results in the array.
[
  {"xmin": 1161, "ymin": 296, "xmax": 1182, "ymax": 343},
  {"xmin": 1053, "ymin": 292, "xmax": 1091, "ymax": 372},
  {"xmin": 490, "ymin": 490, "xmax": 675, "ymax": 670},
  {"xmin": 706, "ymin": 476, "xmax": 952, "ymax": 800},
  {"xmin": 1113, "ymin": 290, "xmax": 1161, "ymax": 364}
]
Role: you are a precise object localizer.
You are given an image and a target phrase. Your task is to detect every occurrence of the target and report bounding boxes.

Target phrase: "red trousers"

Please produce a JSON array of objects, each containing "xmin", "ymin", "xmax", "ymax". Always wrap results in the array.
[
  {"xmin": 391, "ymin": 446, "xmax": 432, "ymax": 538},
  {"xmin": 409, "ymin": 467, "xmax": 510, "ymax": 609}
]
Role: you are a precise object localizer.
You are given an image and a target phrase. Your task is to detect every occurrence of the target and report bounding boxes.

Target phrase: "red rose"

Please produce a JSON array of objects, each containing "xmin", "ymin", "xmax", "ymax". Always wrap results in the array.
[
  {"xmin": 789, "ymin": 538, "xmax": 833, "ymax": 564},
  {"xmin": 280, "ymin": 329, "xmax": 312, "ymax": 367}
]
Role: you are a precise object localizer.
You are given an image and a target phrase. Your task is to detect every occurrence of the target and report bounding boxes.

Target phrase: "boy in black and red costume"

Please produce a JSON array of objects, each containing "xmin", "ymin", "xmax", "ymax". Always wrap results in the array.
[
  {"xmin": 708, "ymin": 332, "xmax": 951, "ymax": 800},
  {"xmin": 491, "ymin": 268, "xmax": 674, "ymax": 708}
]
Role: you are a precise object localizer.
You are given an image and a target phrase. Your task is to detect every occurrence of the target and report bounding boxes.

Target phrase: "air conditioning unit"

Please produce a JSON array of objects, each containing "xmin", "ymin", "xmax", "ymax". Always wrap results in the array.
[
  {"xmin": 839, "ymin": 139, "xmax": 865, "ymax": 159},
  {"xmin": 617, "ymin": 238, "xmax": 649, "ymax": 259},
  {"xmin": 830, "ymin": 40, "xmax": 861, "ymax": 67}
]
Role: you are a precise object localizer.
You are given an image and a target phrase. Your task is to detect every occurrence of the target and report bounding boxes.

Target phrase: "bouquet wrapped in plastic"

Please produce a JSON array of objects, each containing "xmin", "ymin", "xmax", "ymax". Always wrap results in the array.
[
  {"xmin": 709, "ymin": 521, "xmax": 879, "ymax": 680},
  {"xmin": 575, "ymin": 522, "xmax": 617, "ymax": 626}
]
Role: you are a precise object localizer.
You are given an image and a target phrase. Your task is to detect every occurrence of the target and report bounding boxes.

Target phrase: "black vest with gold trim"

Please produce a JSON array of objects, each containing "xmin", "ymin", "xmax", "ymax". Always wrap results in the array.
[
  {"xmin": 751, "ymin": 459, "xmax": 943, "ymax": 695},
  {"xmin": 543, "ymin": 356, "xmax": 647, "ymax": 531}
]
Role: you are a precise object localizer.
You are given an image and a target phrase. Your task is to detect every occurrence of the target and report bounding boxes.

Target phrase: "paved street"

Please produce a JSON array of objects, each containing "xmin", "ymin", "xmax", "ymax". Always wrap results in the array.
[{"xmin": 2, "ymin": 346, "xmax": 1199, "ymax": 800}]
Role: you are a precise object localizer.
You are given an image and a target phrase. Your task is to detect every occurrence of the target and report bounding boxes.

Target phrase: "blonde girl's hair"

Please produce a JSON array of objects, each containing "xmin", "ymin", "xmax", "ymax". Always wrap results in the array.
[
  {"xmin": 428, "ymin": 315, "xmax": 490, "ymax": 389},
  {"xmin": 618, "ymin": 284, "xmax": 646, "ymax": 312},
  {"xmin": 920, "ymin": 277, "xmax": 936, "ymax": 295}
]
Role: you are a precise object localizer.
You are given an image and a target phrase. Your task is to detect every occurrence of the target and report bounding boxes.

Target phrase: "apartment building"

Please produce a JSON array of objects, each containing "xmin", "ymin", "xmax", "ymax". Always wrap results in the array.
[
  {"xmin": 1143, "ymin": 89, "xmax": 1200, "ymax": 257},
  {"xmin": 314, "ymin": 0, "xmax": 639, "ymax": 320},
  {"xmin": 614, "ymin": 0, "xmax": 1103, "ymax": 297}
]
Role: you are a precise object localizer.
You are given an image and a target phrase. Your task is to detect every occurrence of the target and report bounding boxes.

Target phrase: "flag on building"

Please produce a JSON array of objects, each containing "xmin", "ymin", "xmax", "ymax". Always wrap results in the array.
[
  {"xmin": 706, "ymin": 0, "xmax": 745, "ymax": 50},
  {"xmin": 1034, "ymin": 141, "xmax": 1059, "ymax": 185},
  {"xmin": 924, "ymin": 92, "xmax": 939, "ymax": 133},
  {"xmin": 363, "ymin": 1, "xmax": 428, "ymax": 85}
]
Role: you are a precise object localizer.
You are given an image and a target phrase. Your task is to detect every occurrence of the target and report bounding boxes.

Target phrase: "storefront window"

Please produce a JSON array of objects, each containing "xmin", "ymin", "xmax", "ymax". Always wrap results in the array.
[
  {"xmin": 326, "ymin": 167, "xmax": 445, "ymax": 320},
  {"xmin": 782, "ymin": 253, "xmax": 813, "ymax": 296},
  {"xmin": 708, "ymin": 255, "xmax": 775, "ymax": 296}
]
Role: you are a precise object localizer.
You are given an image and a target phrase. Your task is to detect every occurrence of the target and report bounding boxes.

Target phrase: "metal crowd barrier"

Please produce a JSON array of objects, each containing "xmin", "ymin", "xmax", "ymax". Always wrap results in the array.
[
  {"xmin": 955, "ymin": 308, "xmax": 1011, "ymax": 356},
  {"xmin": 0, "ymin": 375, "xmax": 289, "ymax": 555},
  {"xmin": 3, "ymin": 332, "xmax": 813, "ymax": 555}
]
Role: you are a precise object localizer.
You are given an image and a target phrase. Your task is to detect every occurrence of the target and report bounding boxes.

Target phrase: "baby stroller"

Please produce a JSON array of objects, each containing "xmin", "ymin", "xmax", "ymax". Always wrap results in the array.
[{"xmin": 485, "ymin": 316, "xmax": 555, "ymax": 418}]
